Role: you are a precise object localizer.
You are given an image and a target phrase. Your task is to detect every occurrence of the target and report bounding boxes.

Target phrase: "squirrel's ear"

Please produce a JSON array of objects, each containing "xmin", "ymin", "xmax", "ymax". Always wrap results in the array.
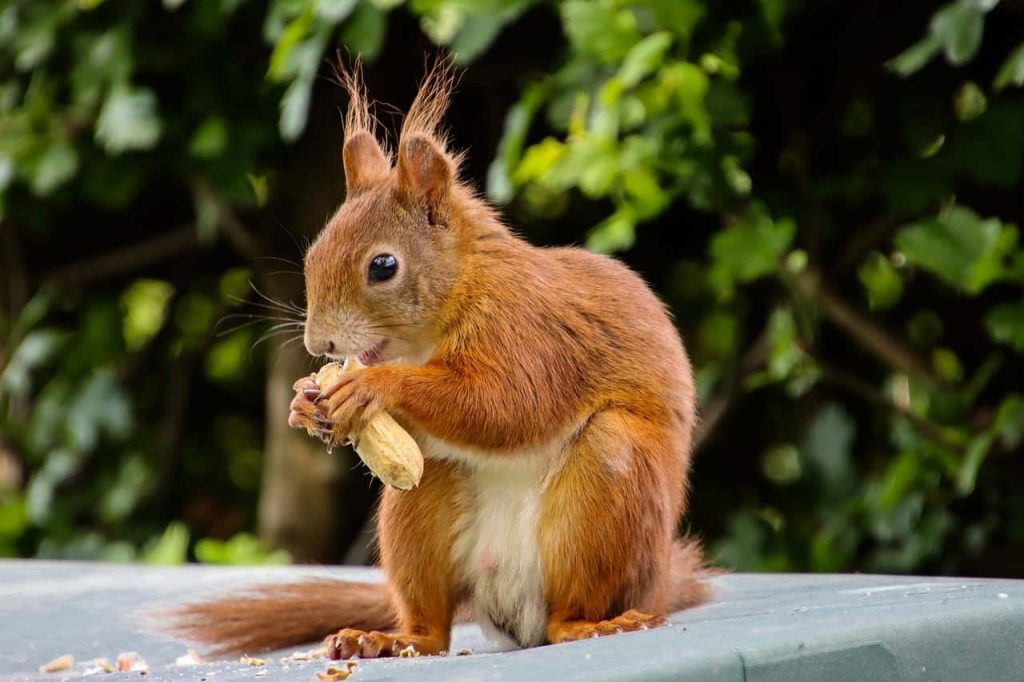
[
  {"xmin": 343, "ymin": 131, "xmax": 389, "ymax": 194},
  {"xmin": 396, "ymin": 134, "xmax": 452, "ymax": 207}
]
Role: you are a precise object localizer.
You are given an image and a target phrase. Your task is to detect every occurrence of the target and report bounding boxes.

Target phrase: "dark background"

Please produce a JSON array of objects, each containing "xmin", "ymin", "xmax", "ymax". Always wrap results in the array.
[{"xmin": 1, "ymin": 0, "xmax": 1022, "ymax": 575}]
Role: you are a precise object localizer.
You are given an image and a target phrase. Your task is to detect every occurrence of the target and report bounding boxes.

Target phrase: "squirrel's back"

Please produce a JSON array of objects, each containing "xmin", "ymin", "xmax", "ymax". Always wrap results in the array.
[{"xmin": 451, "ymin": 232, "xmax": 695, "ymax": 430}]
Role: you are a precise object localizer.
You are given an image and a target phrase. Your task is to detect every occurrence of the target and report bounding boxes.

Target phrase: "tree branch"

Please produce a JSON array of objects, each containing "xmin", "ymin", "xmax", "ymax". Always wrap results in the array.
[
  {"xmin": 833, "ymin": 213, "xmax": 905, "ymax": 276},
  {"xmin": 822, "ymin": 365, "xmax": 962, "ymax": 450},
  {"xmin": 694, "ymin": 328, "xmax": 771, "ymax": 451},
  {"xmin": 191, "ymin": 178, "xmax": 265, "ymax": 264},
  {"xmin": 1, "ymin": 220, "xmax": 30, "ymax": 325},
  {"xmin": 794, "ymin": 268, "xmax": 936, "ymax": 382},
  {"xmin": 40, "ymin": 226, "xmax": 199, "ymax": 289}
]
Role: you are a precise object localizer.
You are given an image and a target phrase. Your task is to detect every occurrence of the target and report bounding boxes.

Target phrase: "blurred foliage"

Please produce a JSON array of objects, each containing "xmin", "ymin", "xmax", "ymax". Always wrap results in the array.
[{"xmin": 1, "ymin": 0, "xmax": 1024, "ymax": 576}]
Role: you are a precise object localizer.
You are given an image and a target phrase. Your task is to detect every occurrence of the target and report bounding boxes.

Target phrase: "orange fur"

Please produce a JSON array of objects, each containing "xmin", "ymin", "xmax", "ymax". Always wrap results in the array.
[{"xmin": 167, "ymin": 59, "xmax": 709, "ymax": 658}]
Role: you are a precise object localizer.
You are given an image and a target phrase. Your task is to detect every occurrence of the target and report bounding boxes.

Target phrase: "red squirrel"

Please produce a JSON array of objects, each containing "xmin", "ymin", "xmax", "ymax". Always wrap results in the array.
[{"xmin": 169, "ymin": 62, "xmax": 708, "ymax": 659}]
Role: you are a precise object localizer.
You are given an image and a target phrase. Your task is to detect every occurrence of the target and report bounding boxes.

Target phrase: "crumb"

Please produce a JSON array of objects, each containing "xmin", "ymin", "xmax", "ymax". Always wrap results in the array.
[
  {"xmin": 456, "ymin": 648, "xmax": 473, "ymax": 656},
  {"xmin": 83, "ymin": 658, "xmax": 115, "ymax": 676},
  {"xmin": 116, "ymin": 652, "xmax": 148, "ymax": 674},
  {"xmin": 281, "ymin": 647, "xmax": 324, "ymax": 663},
  {"xmin": 398, "ymin": 645, "xmax": 420, "ymax": 658},
  {"xmin": 175, "ymin": 649, "xmax": 205, "ymax": 667},
  {"xmin": 39, "ymin": 654, "xmax": 74, "ymax": 674},
  {"xmin": 315, "ymin": 661, "xmax": 358, "ymax": 681},
  {"xmin": 241, "ymin": 655, "xmax": 268, "ymax": 667}
]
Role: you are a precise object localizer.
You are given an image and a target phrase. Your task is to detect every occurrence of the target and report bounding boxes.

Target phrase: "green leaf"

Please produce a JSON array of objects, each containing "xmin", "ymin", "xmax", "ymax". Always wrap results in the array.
[
  {"xmin": 280, "ymin": 74, "xmax": 315, "ymax": 142},
  {"xmin": 26, "ymin": 449, "xmax": 79, "ymax": 524},
  {"xmin": 930, "ymin": 2, "xmax": 984, "ymax": 66},
  {"xmin": 721, "ymin": 155, "xmax": 751, "ymax": 196},
  {"xmin": 561, "ymin": 0, "xmax": 639, "ymax": 63},
  {"xmin": 895, "ymin": 206, "xmax": 1016, "ymax": 294},
  {"xmin": 189, "ymin": 116, "xmax": 228, "ymax": 158},
  {"xmin": 275, "ymin": 22, "xmax": 330, "ymax": 141},
  {"xmin": 886, "ymin": 35, "xmax": 941, "ymax": 77},
  {"xmin": 985, "ymin": 301, "xmax": 1024, "ymax": 351},
  {"xmin": 761, "ymin": 443, "xmax": 801, "ymax": 484},
  {"xmin": 341, "ymin": 1, "xmax": 387, "ymax": 59},
  {"xmin": 708, "ymin": 205, "xmax": 795, "ymax": 299},
  {"xmin": 618, "ymin": 32, "xmax": 673, "ymax": 89},
  {"xmin": 586, "ymin": 205, "xmax": 636, "ymax": 253},
  {"xmin": 932, "ymin": 347, "xmax": 964, "ymax": 382},
  {"xmin": 802, "ymin": 403, "xmax": 857, "ymax": 497},
  {"xmin": 577, "ymin": 149, "xmax": 618, "ymax": 198},
  {"xmin": 0, "ymin": 496, "xmax": 28, "ymax": 548},
  {"xmin": 745, "ymin": 306, "xmax": 821, "ymax": 397},
  {"xmin": 993, "ymin": 41, "xmax": 1024, "ymax": 91},
  {"xmin": 0, "ymin": 155, "xmax": 12, "ymax": 192},
  {"xmin": 858, "ymin": 252, "xmax": 903, "ymax": 310},
  {"xmin": 65, "ymin": 371, "xmax": 132, "ymax": 451},
  {"xmin": 314, "ymin": 0, "xmax": 357, "ymax": 22},
  {"xmin": 450, "ymin": 10, "xmax": 515, "ymax": 64},
  {"xmin": 120, "ymin": 279, "xmax": 175, "ymax": 351},
  {"xmin": 27, "ymin": 138, "xmax": 79, "ymax": 195},
  {"xmin": 268, "ymin": 6, "xmax": 315, "ymax": 81},
  {"xmin": 205, "ymin": 330, "xmax": 251, "ymax": 382},
  {"xmin": 0, "ymin": 329, "xmax": 66, "ymax": 399},
  {"xmin": 878, "ymin": 452, "xmax": 922, "ymax": 511},
  {"xmin": 954, "ymin": 80, "xmax": 986, "ymax": 121},
  {"xmin": 13, "ymin": 7, "xmax": 72, "ymax": 72},
  {"xmin": 95, "ymin": 86, "xmax": 163, "ymax": 153},
  {"xmin": 195, "ymin": 532, "xmax": 291, "ymax": 565},
  {"xmin": 142, "ymin": 522, "xmax": 190, "ymax": 565},
  {"xmin": 622, "ymin": 164, "xmax": 667, "ymax": 217},
  {"xmin": 513, "ymin": 137, "xmax": 568, "ymax": 185},
  {"xmin": 99, "ymin": 455, "xmax": 153, "ymax": 522},
  {"xmin": 958, "ymin": 428, "xmax": 998, "ymax": 496},
  {"xmin": 668, "ymin": 62, "xmax": 710, "ymax": 143},
  {"xmin": 487, "ymin": 83, "xmax": 547, "ymax": 203}
]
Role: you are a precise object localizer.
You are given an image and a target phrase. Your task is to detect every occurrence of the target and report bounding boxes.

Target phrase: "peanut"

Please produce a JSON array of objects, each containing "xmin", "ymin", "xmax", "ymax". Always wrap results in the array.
[{"xmin": 314, "ymin": 358, "xmax": 424, "ymax": 490}]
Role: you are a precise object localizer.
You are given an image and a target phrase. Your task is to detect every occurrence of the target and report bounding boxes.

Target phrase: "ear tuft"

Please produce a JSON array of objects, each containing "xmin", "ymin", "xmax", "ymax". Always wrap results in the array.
[
  {"xmin": 397, "ymin": 134, "xmax": 451, "ymax": 204},
  {"xmin": 343, "ymin": 131, "xmax": 389, "ymax": 194}
]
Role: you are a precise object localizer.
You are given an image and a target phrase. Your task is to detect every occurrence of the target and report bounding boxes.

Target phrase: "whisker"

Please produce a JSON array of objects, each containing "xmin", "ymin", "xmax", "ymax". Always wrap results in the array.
[
  {"xmin": 271, "ymin": 334, "xmax": 308, "ymax": 371},
  {"xmin": 215, "ymin": 314, "xmax": 304, "ymax": 337},
  {"xmin": 218, "ymin": 312, "xmax": 304, "ymax": 325},
  {"xmin": 257, "ymin": 255, "xmax": 303, "ymax": 269},
  {"xmin": 250, "ymin": 329, "xmax": 306, "ymax": 358},
  {"xmin": 227, "ymin": 295, "xmax": 306, "ymax": 317},
  {"xmin": 365, "ymin": 322, "xmax": 428, "ymax": 331},
  {"xmin": 250, "ymin": 281, "xmax": 307, "ymax": 315},
  {"xmin": 272, "ymin": 219, "xmax": 307, "ymax": 259}
]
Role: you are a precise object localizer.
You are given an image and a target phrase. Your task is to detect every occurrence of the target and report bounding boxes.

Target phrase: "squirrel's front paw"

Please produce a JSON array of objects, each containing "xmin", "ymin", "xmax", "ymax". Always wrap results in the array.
[
  {"xmin": 288, "ymin": 374, "xmax": 334, "ymax": 443},
  {"xmin": 315, "ymin": 367, "xmax": 391, "ymax": 446}
]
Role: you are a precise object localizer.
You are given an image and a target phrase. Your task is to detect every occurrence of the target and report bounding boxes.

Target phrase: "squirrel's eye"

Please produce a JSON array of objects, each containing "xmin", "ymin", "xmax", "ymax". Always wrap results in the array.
[{"xmin": 368, "ymin": 253, "xmax": 398, "ymax": 283}]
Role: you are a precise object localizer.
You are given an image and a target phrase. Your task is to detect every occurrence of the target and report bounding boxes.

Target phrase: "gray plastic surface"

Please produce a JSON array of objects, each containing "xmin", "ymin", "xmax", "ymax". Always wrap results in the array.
[{"xmin": 1, "ymin": 561, "xmax": 1022, "ymax": 681}]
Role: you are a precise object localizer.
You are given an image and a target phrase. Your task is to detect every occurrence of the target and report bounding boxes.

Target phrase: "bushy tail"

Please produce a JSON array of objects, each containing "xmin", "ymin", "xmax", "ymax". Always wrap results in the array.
[
  {"xmin": 667, "ymin": 537, "xmax": 715, "ymax": 611},
  {"xmin": 162, "ymin": 579, "xmax": 396, "ymax": 656}
]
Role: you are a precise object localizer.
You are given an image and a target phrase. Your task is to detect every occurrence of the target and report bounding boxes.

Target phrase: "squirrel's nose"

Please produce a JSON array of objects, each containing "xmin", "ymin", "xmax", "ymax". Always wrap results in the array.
[{"xmin": 304, "ymin": 334, "xmax": 336, "ymax": 356}]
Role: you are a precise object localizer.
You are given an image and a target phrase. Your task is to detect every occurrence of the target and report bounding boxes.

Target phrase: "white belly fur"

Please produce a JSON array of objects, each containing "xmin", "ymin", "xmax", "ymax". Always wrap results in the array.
[{"xmin": 418, "ymin": 433, "xmax": 570, "ymax": 649}]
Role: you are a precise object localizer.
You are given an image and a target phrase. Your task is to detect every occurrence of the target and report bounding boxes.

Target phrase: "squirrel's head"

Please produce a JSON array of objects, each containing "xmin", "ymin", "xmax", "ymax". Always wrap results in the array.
[{"xmin": 303, "ymin": 60, "xmax": 465, "ymax": 366}]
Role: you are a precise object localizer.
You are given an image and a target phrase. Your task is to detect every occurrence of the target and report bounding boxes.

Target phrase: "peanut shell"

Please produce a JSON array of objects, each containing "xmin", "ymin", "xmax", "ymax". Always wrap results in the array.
[{"xmin": 315, "ymin": 359, "xmax": 423, "ymax": 490}]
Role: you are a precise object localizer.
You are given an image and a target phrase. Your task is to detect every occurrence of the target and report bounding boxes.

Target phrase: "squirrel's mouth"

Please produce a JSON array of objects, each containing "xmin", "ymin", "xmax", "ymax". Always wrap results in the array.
[{"xmin": 357, "ymin": 339, "xmax": 388, "ymax": 366}]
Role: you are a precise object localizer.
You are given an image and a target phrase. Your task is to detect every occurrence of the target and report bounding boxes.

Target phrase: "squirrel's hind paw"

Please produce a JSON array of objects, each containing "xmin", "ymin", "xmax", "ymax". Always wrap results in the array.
[{"xmin": 324, "ymin": 629, "xmax": 446, "ymax": 659}]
